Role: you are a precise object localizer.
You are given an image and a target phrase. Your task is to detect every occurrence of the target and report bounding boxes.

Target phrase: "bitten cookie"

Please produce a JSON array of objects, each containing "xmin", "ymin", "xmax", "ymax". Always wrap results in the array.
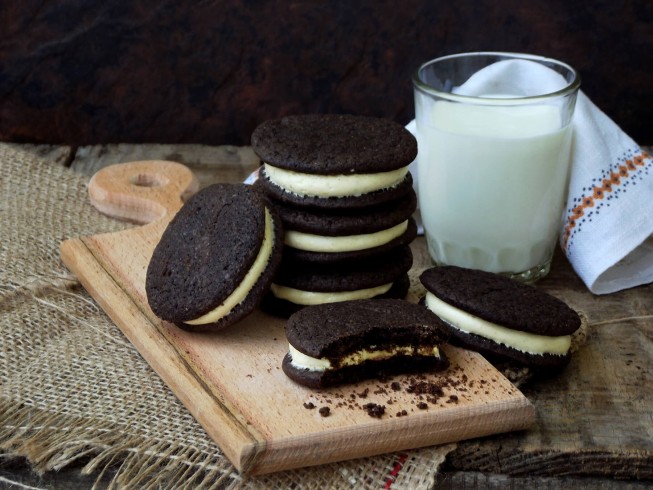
[
  {"xmin": 262, "ymin": 246, "xmax": 413, "ymax": 317},
  {"xmin": 420, "ymin": 266, "xmax": 581, "ymax": 368},
  {"xmin": 282, "ymin": 299, "xmax": 450, "ymax": 388},
  {"xmin": 251, "ymin": 114, "xmax": 417, "ymax": 209},
  {"xmin": 145, "ymin": 184, "xmax": 283, "ymax": 332},
  {"xmin": 272, "ymin": 190, "xmax": 418, "ymax": 264}
]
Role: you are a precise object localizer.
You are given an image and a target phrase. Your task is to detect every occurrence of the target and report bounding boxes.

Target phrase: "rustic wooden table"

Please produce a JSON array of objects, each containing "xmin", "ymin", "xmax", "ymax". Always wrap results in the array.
[{"xmin": 2, "ymin": 143, "xmax": 651, "ymax": 489}]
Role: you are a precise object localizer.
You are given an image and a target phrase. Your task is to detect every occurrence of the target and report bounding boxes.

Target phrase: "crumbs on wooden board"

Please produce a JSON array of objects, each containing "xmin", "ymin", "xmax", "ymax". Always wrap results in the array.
[{"xmin": 300, "ymin": 365, "xmax": 509, "ymax": 419}]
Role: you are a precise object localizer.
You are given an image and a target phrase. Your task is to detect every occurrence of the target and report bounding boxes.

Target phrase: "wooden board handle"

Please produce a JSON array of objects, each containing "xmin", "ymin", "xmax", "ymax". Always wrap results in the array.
[{"xmin": 88, "ymin": 160, "xmax": 199, "ymax": 225}]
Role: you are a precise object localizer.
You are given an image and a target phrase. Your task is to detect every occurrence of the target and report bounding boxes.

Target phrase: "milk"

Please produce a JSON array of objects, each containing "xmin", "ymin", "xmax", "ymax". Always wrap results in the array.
[{"xmin": 416, "ymin": 99, "xmax": 573, "ymax": 274}]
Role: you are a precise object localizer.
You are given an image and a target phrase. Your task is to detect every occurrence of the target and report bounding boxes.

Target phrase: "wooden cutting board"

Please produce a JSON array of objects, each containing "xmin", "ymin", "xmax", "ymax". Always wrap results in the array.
[{"xmin": 60, "ymin": 160, "xmax": 535, "ymax": 475}]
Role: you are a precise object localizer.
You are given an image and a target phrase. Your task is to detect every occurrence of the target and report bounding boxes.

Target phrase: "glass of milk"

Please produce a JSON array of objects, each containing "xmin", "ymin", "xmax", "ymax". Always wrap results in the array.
[{"xmin": 413, "ymin": 52, "xmax": 580, "ymax": 282}]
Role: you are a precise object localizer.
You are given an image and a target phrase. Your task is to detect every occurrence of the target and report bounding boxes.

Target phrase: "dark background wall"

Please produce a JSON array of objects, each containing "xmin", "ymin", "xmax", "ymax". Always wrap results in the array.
[{"xmin": 1, "ymin": 0, "xmax": 651, "ymax": 146}]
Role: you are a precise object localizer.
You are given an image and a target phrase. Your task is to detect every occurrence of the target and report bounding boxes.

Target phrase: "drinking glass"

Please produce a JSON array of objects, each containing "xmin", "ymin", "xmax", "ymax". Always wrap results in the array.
[{"xmin": 413, "ymin": 52, "xmax": 580, "ymax": 281}]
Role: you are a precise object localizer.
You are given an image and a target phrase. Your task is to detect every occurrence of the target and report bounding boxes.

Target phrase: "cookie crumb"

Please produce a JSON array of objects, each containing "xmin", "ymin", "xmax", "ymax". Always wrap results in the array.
[
  {"xmin": 303, "ymin": 402, "xmax": 315, "ymax": 409},
  {"xmin": 407, "ymin": 381, "xmax": 444, "ymax": 397},
  {"xmin": 357, "ymin": 388, "xmax": 370, "ymax": 398},
  {"xmin": 417, "ymin": 402, "xmax": 428, "ymax": 410},
  {"xmin": 319, "ymin": 406, "xmax": 331, "ymax": 417},
  {"xmin": 362, "ymin": 403, "xmax": 386, "ymax": 418}
]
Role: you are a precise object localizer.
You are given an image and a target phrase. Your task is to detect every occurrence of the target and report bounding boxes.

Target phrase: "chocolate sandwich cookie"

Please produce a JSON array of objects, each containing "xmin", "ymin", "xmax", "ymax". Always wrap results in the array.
[
  {"xmin": 272, "ymin": 190, "xmax": 418, "ymax": 264},
  {"xmin": 146, "ymin": 184, "xmax": 283, "ymax": 332},
  {"xmin": 251, "ymin": 114, "xmax": 417, "ymax": 209},
  {"xmin": 263, "ymin": 246, "xmax": 413, "ymax": 317},
  {"xmin": 420, "ymin": 266, "xmax": 581, "ymax": 368},
  {"xmin": 282, "ymin": 299, "xmax": 450, "ymax": 388}
]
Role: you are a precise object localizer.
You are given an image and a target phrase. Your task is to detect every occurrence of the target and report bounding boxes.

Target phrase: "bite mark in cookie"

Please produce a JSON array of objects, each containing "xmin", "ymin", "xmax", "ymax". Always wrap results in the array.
[{"xmin": 282, "ymin": 299, "xmax": 450, "ymax": 388}]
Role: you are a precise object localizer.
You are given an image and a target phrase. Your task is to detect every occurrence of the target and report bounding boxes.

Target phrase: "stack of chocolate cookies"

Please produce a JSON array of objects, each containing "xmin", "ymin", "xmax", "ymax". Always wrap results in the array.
[{"xmin": 251, "ymin": 114, "xmax": 418, "ymax": 316}]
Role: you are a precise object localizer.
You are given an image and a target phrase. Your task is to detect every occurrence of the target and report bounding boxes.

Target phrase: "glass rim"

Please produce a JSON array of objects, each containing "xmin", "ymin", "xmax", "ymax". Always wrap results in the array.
[{"xmin": 412, "ymin": 51, "xmax": 581, "ymax": 104}]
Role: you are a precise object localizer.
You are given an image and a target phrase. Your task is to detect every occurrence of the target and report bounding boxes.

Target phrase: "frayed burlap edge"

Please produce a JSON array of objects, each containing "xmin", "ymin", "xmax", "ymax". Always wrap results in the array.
[{"xmin": 0, "ymin": 399, "xmax": 248, "ymax": 490}]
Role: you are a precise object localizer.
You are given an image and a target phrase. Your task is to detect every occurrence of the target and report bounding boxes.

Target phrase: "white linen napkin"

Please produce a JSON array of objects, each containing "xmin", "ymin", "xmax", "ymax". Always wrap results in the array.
[{"xmin": 409, "ymin": 59, "xmax": 653, "ymax": 294}]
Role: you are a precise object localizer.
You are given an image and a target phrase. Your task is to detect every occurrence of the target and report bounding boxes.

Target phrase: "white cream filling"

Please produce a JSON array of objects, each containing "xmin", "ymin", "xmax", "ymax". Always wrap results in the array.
[
  {"xmin": 263, "ymin": 163, "xmax": 408, "ymax": 197},
  {"xmin": 424, "ymin": 292, "xmax": 571, "ymax": 356},
  {"xmin": 284, "ymin": 220, "xmax": 408, "ymax": 252},
  {"xmin": 289, "ymin": 345, "xmax": 332, "ymax": 371},
  {"xmin": 288, "ymin": 344, "xmax": 441, "ymax": 372},
  {"xmin": 270, "ymin": 282, "xmax": 393, "ymax": 305},
  {"xmin": 184, "ymin": 208, "xmax": 275, "ymax": 325}
]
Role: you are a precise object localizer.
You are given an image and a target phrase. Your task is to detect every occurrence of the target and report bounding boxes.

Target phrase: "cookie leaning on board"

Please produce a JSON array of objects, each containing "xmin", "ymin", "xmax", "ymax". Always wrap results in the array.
[
  {"xmin": 145, "ymin": 183, "xmax": 283, "ymax": 332},
  {"xmin": 420, "ymin": 265, "xmax": 582, "ymax": 368}
]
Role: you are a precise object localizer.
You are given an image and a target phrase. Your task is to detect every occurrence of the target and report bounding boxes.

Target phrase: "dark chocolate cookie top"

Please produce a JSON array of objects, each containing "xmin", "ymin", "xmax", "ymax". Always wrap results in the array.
[
  {"xmin": 272, "ymin": 189, "xmax": 417, "ymax": 236},
  {"xmin": 274, "ymin": 245, "xmax": 413, "ymax": 292},
  {"xmin": 251, "ymin": 114, "xmax": 417, "ymax": 174},
  {"xmin": 286, "ymin": 299, "xmax": 450, "ymax": 358},
  {"xmin": 146, "ymin": 183, "xmax": 280, "ymax": 324},
  {"xmin": 420, "ymin": 266, "xmax": 581, "ymax": 336}
]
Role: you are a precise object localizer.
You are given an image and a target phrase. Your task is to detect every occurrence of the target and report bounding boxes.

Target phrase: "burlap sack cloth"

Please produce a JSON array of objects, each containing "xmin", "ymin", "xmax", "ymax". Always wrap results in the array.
[{"xmin": 0, "ymin": 143, "xmax": 456, "ymax": 489}]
